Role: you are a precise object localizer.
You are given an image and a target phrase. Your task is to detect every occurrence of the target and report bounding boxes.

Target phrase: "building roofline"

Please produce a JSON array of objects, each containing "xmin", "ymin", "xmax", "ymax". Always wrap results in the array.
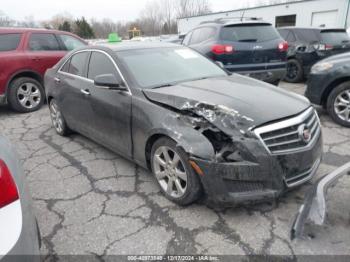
[{"xmin": 178, "ymin": 0, "xmax": 316, "ymax": 20}]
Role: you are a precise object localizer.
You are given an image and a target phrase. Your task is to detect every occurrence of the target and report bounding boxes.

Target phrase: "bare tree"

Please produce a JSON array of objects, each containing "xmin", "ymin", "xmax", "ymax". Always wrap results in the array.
[
  {"xmin": 140, "ymin": 0, "xmax": 163, "ymax": 36},
  {"xmin": 17, "ymin": 15, "xmax": 37, "ymax": 28},
  {"xmin": 159, "ymin": 0, "xmax": 175, "ymax": 34},
  {"xmin": 91, "ymin": 18, "xmax": 123, "ymax": 39},
  {"xmin": 42, "ymin": 12, "xmax": 74, "ymax": 29},
  {"xmin": 0, "ymin": 11, "xmax": 15, "ymax": 27},
  {"xmin": 175, "ymin": 0, "xmax": 212, "ymax": 18}
]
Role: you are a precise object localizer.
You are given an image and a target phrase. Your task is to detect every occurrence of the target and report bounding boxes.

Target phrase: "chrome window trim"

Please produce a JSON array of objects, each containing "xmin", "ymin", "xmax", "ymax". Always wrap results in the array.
[
  {"xmin": 57, "ymin": 49, "xmax": 132, "ymax": 95},
  {"xmin": 254, "ymin": 107, "xmax": 321, "ymax": 155}
]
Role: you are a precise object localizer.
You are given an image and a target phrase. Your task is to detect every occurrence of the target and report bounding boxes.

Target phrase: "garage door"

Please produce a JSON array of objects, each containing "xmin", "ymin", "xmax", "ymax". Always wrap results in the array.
[{"xmin": 311, "ymin": 10, "xmax": 338, "ymax": 27}]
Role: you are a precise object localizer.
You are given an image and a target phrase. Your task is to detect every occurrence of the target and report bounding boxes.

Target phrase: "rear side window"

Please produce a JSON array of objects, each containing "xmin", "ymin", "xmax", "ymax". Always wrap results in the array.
[
  {"xmin": 294, "ymin": 29, "xmax": 320, "ymax": 43},
  {"xmin": 220, "ymin": 24, "xmax": 280, "ymax": 42},
  {"xmin": 190, "ymin": 27, "xmax": 216, "ymax": 44},
  {"xmin": 29, "ymin": 33, "xmax": 60, "ymax": 51},
  {"xmin": 321, "ymin": 31, "xmax": 350, "ymax": 45},
  {"xmin": 190, "ymin": 29, "xmax": 202, "ymax": 44},
  {"xmin": 88, "ymin": 52, "xmax": 117, "ymax": 80},
  {"xmin": 286, "ymin": 31, "xmax": 296, "ymax": 42},
  {"xmin": 68, "ymin": 52, "xmax": 89, "ymax": 77},
  {"xmin": 60, "ymin": 59, "xmax": 71, "ymax": 73},
  {"xmin": 182, "ymin": 32, "xmax": 192, "ymax": 45},
  {"xmin": 58, "ymin": 34, "xmax": 86, "ymax": 51},
  {"xmin": 0, "ymin": 34, "xmax": 21, "ymax": 51},
  {"xmin": 278, "ymin": 29, "xmax": 288, "ymax": 40}
]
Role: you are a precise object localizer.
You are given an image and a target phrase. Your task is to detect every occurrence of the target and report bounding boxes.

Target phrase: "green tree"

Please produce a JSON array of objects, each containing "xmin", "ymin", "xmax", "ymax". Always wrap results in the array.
[
  {"xmin": 74, "ymin": 17, "xmax": 95, "ymax": 39},
  {"xmin": 58, "ymin": 20, "xmax": 72, "ymax": 32}
]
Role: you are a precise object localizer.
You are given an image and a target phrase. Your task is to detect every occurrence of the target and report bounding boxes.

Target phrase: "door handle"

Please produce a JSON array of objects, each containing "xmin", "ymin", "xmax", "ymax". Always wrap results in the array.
[
  {"xmin": 80, "ymin": 89, "xmax": 91, "ymax": 96},
  {"xmin": 54, "ymin": 77, "xmax": 60, "ymax": 83},
  {"xmin": 31, "ymin": 57, "xmax": 41, "ymax": 61}
]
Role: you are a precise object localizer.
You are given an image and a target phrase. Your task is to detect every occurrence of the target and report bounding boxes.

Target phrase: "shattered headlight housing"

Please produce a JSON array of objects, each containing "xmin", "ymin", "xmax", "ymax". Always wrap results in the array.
[{"xmin": 311, "ymin": 62, "xmax": 333, "ymax": 74}]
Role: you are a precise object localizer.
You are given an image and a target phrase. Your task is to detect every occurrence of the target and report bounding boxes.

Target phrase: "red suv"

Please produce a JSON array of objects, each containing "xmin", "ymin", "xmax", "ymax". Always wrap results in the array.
[{"xmin": 0, "ymin": 28, "xmax": 86, "ymax": 112}]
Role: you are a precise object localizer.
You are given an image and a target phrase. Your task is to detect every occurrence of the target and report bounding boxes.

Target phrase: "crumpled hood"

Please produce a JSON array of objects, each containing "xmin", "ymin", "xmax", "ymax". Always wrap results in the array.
[{"xmin": 143, "ymin": 74, "xmax": 310, "ymax": 136}]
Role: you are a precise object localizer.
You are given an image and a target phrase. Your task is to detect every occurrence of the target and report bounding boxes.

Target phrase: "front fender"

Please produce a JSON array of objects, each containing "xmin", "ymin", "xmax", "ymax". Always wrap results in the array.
[{"xmin": 147, "ymin": 113, "xmax": 216, "ymax": 160}]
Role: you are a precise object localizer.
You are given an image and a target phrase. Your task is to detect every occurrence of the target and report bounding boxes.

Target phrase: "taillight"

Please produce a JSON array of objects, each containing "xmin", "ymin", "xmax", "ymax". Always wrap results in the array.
[
  {"xmin": 211, "ymin": 44, "xmax": 234, "ymax": 55},
  {"xmin": 278, "ymin": 41, "xmax": 289, "ymax": 52},
  {"xmin": 0, "ymin": 159, "xmax": 19, "ymax": 208},
  {"xmin": 314, "ymin": 44, "xmax": 333, "ymax": 51},
  {"xmin": 325, "ymin": 44, "xmax": 333, "ymax": 50}
]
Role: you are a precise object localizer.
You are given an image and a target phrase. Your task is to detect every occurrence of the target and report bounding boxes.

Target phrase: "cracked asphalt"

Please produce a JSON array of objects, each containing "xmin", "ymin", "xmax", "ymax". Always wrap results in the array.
[{"xmin": 0, "ymin": 82, "xmax": 349, "ymax": 259}]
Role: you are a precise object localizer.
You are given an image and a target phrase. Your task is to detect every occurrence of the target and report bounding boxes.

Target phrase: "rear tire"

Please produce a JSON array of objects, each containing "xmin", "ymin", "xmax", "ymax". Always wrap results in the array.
[
  {"xmin": 326, "ymin": 81, "xmax": 350, "ymax": 127},
  {"xmin": 49, "ymin": 99, "xmax": 71, "ymax": 136},
  {"xmin": 151, "ymin": 137, "xmax": 202, "ymax": 206},
  {"xmin": 7, "ymin": 77, "xmax": 45, "ymax": 113},
  {"xmin": 285, "ymin": 59, "xmax": 304, "ymax": 83}
]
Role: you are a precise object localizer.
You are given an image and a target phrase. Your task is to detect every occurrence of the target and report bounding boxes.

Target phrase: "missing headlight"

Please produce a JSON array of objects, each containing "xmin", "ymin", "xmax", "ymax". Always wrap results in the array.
[
  {"xmin": 202, "ymin": 128, "xmax": 231, "ymax": 153},
  {"xmin": 201, "ymin": 129, "xmax": 244, "ymax": 163}
]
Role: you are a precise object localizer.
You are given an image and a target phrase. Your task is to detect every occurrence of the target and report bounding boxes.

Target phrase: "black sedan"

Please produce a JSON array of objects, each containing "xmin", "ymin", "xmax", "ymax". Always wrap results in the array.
[
  {"xmin": 45, "ymin": 43, "xmax": 323, "ymax": 206},
  {"xmin": 306, "ymin": 52, "xmax": 350, "ymax": 127}
]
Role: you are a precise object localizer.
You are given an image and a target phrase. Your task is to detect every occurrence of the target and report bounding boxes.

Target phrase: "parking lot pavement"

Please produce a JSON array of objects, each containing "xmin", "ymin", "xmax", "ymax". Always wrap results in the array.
[{"xmin": 0, "ymin": 82, "xmax": 349, "ymax": 258}]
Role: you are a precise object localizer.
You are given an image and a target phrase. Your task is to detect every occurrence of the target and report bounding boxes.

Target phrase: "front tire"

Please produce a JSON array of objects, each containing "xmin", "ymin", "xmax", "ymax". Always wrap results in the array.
[
  {"xmin": 285, "ymin": 59, "xmax": 304, "ymax": 83},
  {"xmin": 49, "ymin": 99, "xmax": 71, "ymax": 136},
  {"xmin": 151, "ymin": 137, "xmax": 202, "ymax": 205},
  {"xmin": 327, "ymin": 81, "xmax": 350, "ymax": 127},
  {"xmin": 7, "ymin": 77, "xmax": 44, "ymax": 113}
]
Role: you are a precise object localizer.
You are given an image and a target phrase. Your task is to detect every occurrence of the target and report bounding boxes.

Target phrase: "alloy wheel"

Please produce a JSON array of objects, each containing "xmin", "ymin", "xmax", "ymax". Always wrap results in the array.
[
  {"xmin": 153, "ymin": 146, "xmax": 188, "ymax": 198},
  {"xmin": 334, "ymin": 89, "xmax": 350, "ymax": 122},
  {"xmin": 50, "ymin": 101, "xmax": 64, "ymax": 133},
  {"xmin": 17, "ymin": 83, "xmax": 41, "ymax": 109}
]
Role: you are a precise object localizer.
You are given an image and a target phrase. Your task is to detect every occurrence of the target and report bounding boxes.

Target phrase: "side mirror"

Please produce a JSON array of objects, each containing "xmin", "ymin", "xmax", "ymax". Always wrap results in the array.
[
  {"xmin": 296, "ymin": 45, "xmax": 307, "ymax": 53},
  {"xmin": 94, "ymin": 74, "xmax": 127, "ymax": 91},
  {"xmin": 215, "ymin": 61, "xmax": 232, "ymax": 75},
  {"xmin": 215, "ymin": 61, "xmax": 224, "ymax": 68}
]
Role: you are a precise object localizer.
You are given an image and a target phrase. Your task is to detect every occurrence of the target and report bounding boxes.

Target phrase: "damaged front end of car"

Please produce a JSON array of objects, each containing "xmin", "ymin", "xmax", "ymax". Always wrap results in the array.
[
  {"xmin": 143, "ymin": 88, "xmax": 323, "ymax": 206},
  {"xmin": 291, "ymin": 162, "xmax": 350, "ymax": 240}
]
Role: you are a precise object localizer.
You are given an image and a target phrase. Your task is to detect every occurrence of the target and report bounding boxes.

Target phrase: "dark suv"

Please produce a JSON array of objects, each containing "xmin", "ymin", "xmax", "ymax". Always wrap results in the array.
[
  {"xmin": 278, "ymin": 27, "xmax": 350, "ymax": 83},
  {"xmin": 182, "ymin": 18, "xmax": 288, "ymax": 85},
  {"xmin": 0, "ymin": 28, "xmax": 86, "ymax": 113}
]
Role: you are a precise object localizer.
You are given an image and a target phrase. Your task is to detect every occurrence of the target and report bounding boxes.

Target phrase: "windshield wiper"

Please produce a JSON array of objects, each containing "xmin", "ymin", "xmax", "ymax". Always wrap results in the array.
[
  {"xmin": 150, "ymin": 76, "xmax": 221, "ymax": 89},
  {"xmin": 151, "ymin": 83, "xmax": 174, "ymax": 89}
]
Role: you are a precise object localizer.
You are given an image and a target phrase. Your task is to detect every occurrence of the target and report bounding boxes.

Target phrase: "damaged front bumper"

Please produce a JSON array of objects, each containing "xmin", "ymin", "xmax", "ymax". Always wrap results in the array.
[
  {"xmin": 291, "ymin": 162, "xmax": 350, "ymax": 239},
  {"xmin": 190, "ymin": 132, "xmax": 323, "ymax": 206}
]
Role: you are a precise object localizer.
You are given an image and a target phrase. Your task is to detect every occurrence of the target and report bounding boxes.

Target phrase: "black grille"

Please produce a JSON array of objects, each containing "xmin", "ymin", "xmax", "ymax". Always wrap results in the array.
[
  {"xmin": 224, "ymin": 180, "xmax": 264, "ymax": 193},
  {"xmin": 256, "ymin": 109, "xmax": 321, "ymax": 154}
]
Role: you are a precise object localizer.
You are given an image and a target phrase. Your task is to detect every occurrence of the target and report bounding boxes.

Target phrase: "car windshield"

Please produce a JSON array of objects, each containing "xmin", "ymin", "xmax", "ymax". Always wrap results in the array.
[
  {"xmin": 220, "ymin": 24, "xmax": 280, "ymax": 42},
  {"xmin": 116, "ymin": 47, "xmax": 227, "ymax": 88},
  {"xmin": 321, "ymin": 31, "xmax": 350, "ymax": 45}
]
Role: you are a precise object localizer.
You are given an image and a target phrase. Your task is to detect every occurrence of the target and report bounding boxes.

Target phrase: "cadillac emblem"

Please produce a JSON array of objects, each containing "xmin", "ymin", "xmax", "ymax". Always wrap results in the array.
[{"xmin": 298, "ymin": 124, "xmax": 311, "ymax": 143}]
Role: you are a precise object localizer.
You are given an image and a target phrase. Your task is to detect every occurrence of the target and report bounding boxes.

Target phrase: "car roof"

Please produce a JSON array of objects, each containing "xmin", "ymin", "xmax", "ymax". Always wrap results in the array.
[
  {"xmin": 198, "ymin": 18, "xmax": 271, "ymax": 27},
  {"xmin": 91, "ymin": 42, "xmax": 181, "ymax": 52},
  {"xmin": 278, "ymin": 26, "xmax": 346, "ymax": 31},
  {"xmin": 0, "ymin": 27, "xmax": 72, "ymax": 34}
]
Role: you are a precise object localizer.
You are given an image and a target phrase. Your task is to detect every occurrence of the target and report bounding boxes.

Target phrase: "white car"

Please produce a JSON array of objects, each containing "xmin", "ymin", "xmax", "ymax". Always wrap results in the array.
[{"xmin": 0, "ymin": 136, "xmax": 40, "ymax": 261}]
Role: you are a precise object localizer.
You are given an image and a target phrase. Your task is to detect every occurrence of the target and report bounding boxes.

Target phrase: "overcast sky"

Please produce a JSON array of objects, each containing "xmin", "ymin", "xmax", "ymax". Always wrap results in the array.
[{"xmin": 0, "ymin": 0, "xmax": 268, "ymax": 22}]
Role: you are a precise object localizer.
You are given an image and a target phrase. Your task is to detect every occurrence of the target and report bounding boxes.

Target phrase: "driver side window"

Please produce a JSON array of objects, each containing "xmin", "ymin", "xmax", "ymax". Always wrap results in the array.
[{"xmin": 87, "ymin": 51, "xmax": 119, "ymax": 81}]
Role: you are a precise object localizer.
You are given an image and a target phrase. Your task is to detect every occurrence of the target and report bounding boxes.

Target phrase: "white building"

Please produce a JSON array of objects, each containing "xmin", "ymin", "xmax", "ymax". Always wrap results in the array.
[{"xmin": 177, "ymin": 0, "xmax": 350, "ymax": 34}]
